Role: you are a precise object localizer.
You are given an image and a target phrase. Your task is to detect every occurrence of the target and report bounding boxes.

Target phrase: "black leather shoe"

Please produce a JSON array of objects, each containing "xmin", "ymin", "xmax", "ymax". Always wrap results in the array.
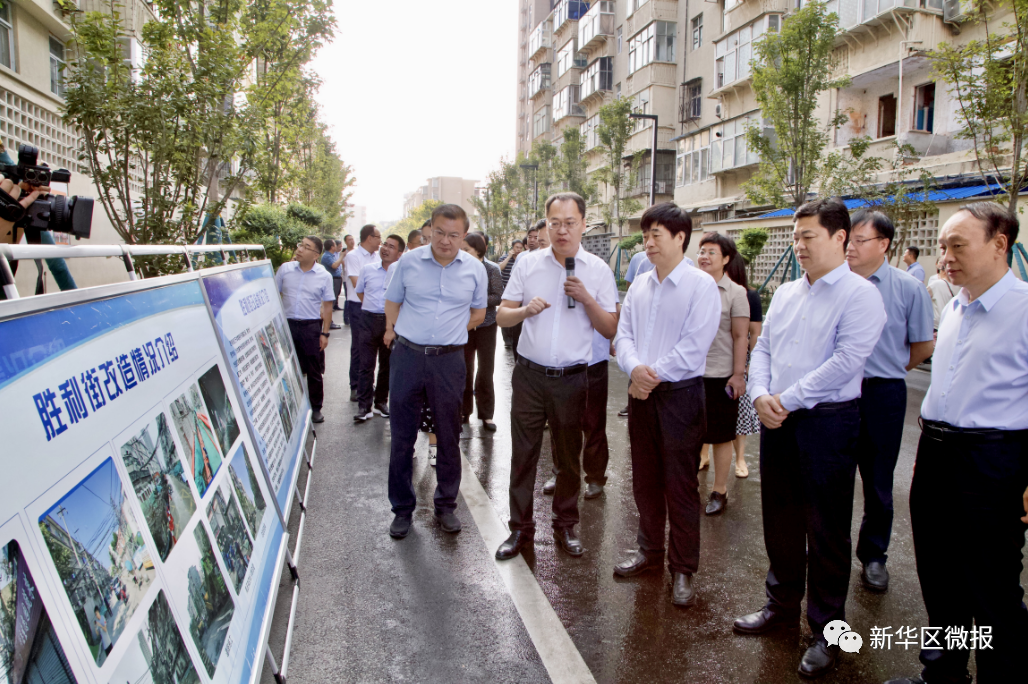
[
  {"xmin": 798, "ymin": 638, "xmax": 839, "ymax": 679},
  {"xmin": 553, "ymin": 528, "xmax": 584, "ymax": 556},
  {"xmin": 671, "ymin": 572, "xmax": 696, "ymax": 607},
  {"xmin": 618, "ymin": 405, "xmax": 629, "ymax": 417},
  {"xmin": 436, "ymin": 511, "xmax": 462, "ymax": 533},
  {"xmin": 613, "ymin": 550, "xmax": 663, "ymax": 577},
  {"xmin": 584, "ymin": 483, "xmax": 604, "ymax": 499},
  {"xmin": 705, "ymin": 491, "xmax": 727, "ymax": 516},
  {"xmin": 389, "ymin": 515, "xmax": 411, "ymax": 539},
  {"xmin": 482, "ymin": 420, "xmax": 497, "ymax": 432},
  {"xmin": 495, "ymin": 530, "xmax": 533, "ymax": 560},
  {"xmin": 542, "ymin": 476, "xmax": 556, "ymax": 495},
  {"xmin": 733, "ymin": 606, "xmax": 799, "ymax": 634},
  {"xmin": 861, "ymin": 561, "xmax": 889, "ymax": 593},
  {"xmin": 311, "ymin": 410, "xmax": 324, "ymax": 423}
]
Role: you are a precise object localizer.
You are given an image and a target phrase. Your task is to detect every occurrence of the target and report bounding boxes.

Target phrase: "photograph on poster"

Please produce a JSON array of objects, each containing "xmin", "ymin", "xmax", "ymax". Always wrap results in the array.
[
  {"xmin": 119, "ymin": 412, "xmax": 196, "ymax": 562},
  {"xmin": 38, "ymin": 459, "xmax": 155, "ymax": 666},
  {"xmin": 227, "ymin": 445, "xmax": 266, "ymax": 539},
  {"xmin": 169, "ymin": 384, "xmax": 223, "ymax": 498},
  {"xmin": 106, "ymin": 590, "xmax": 200, "ymax": 684},
  {"xmin": 197, "ymin": 365, "xmax": 240, "ymax": 456},
  {"xmin": 184, "ymin": 525, "xmax": 233, "ymax": 677},
  {"xmin": 255, "ymin": 327, "xmax": 282, "ymax": 381},
  {"xmin": 205, "ymin": 481, "xmax": 252, "ymax": 593},
  {"xmin": 280, "ymin": 373, "xmax": 298, "ymax": 421},
  {"xmin": 275, "ymin": 382, "xmax": 293, "ymax": 442},
  {"xmin": 264, "ymin": 322, "xmax": 289, "ymax": 372},
  {"xmin": 1, "ymin": 540, "xmax": 80, "ymax": 684},
  {"xmin": 273, "ymin": 315, "xmax": 294, "ymax": 361}
]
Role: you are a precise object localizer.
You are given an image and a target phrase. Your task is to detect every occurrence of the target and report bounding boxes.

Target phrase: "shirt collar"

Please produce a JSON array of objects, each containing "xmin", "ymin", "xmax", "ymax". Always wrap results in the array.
[
  {"xmin": 544, "ymin": 245, "xmax": 586, "ymax": 268},
  {"xmin": 868, "ymin": 259, "xmax": 891, "ymax": 283},
  {"xmin": 805, "ymin": 261, "xmax": 850, "ymax": 288},
  {"xmin": 644, "ymin": 256, "xmax": 691, "ymax": 286},
  {"xmin": 358, "ymin": 245, "xmax": 373, "ymax": 257},
  {"xmin": 958, "ymin": 269, "xmax": 1015, "ymax": 312},
  {"xmin": 418, "ymin": 246, "xmax": 469, "ymax": 266},
  {"xmin": 716, "ymin": 272, "xmax": 733, "ymax": 290}
]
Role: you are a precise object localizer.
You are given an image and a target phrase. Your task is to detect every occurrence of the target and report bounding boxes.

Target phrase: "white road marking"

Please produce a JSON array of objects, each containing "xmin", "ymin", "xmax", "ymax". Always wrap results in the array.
[{"xmin": 459, "ymin": 455, "xmax": 597, "ymax": 684}]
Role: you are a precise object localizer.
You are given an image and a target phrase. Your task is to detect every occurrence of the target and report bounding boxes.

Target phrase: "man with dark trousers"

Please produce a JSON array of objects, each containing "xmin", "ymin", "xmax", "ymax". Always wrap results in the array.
[
  {"xmin": 275, "ymin": 235, "xmax": 335, "ymax": 424},
  {"xmin": 321, "ymin": 238, "xmax": 345, "ymax": 321},
  {"xmin": 354, "ymin": 234, "xmax": 404, "ymax": 423},
  {"xmin": 844, "ymin": 210, "xmax": 934, "ymax": 593},
  {"xmin": 734, "ymin": 198, "xmax": 885, "ymax": 679},
  {"xmin": 344, "ymin": 225, "xmax": 381, "ymax": 402},
  {"xmin": 384, "ymin": 205, "xmax": 486, "ymax": 539},
  {"xmin": 886, "ymin": 203, "xmax": 1028, "ymax": 684},
  {"xmin": 611, "ymin": 203, "xmax": 720, "ymax": 606},
  {"xmin": 494, "ymin": 192, "xmax": 618, "ymax": 561}
]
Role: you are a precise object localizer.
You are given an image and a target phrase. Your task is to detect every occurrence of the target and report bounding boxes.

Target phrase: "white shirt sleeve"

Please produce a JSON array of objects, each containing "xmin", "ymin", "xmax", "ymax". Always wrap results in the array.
[{"xmin": 615, "ymin": 286, "xmax": 641, "ymax": 376}]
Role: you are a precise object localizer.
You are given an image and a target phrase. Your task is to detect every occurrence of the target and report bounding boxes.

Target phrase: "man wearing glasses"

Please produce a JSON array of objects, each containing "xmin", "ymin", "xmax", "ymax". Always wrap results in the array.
[
  {"xmin": 275, "ymin": 236, "xmax": 336, "ymax": 424},
  {"xmin": 494, "ymin": 192, "xmax": 619, "ymax": 561},
  {"xmin": 383, "ymin": 205, "xmax": 487, "ymax": 539}
]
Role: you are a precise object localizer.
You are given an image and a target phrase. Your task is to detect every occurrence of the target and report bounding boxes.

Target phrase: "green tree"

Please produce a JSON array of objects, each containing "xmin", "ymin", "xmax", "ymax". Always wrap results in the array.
[
  {"xmin": 737, "ymin": 228, "xmax": 769, "ymax": 282},
  {"xmin": 929, "ymin": 0, "xmax": 1028, "ymax": 214},
  {"xmin": 392, "ymin": 200, "xmax": 443, "ymax": 241},
  {"xmin": 594, "ymin": 97, "xmax": 643, "ymax": 237},
  {"xmin": 555, "ymin": 127, "xmax": 595, "ymax": 199},
  {"xmin": 291, "ymin": 124, "xmax": 356, "ymax": 231},
  {"xmin": 230, "ymin": 204, "xmax": 307, "ymax": 268}
]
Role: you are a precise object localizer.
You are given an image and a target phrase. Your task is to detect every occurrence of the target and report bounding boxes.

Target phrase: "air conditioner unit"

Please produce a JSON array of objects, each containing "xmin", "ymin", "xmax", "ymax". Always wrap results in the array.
[
  {"xmin": 715, "ymin": 103, "xmax": 724, "ymax": 119},
  {"xmin": 944, "ymin": 0, "xmax": 973, "ymax": 23}
]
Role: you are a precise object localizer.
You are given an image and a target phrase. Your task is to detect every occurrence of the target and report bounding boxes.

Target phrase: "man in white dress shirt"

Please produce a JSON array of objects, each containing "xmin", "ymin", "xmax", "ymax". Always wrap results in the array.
[
  {"xmin": 886, "ymin": 203, "xmax": 1028, "ymax": 684},
  {"xmin": 494, "ymin": 192, "xmax": 619, "ymax": 561},
  {"xmin": 734, "ymin": 198, "xmax": 886, "ymax": 679},
  {"xmin": 612, "ymin": 203, "xmax": 720, "ymax": 607},
  {"xmin": 344, "ymin": 225, "xmax": 381, "ymax": 401}
]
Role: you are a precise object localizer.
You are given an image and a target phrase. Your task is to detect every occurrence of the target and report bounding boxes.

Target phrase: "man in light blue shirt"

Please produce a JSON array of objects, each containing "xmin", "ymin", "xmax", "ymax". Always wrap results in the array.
[
  {"xmin": 903, "ymin": 245, "xmax": 926, "ymax": 283},
  {"xmin": 886, "ymin": 203, "xmax": 1028, "ymax": 684},
  {"xmin": 383, "ymin": 205, "xmax": 487, "ymax": 540},
  {"xmin": 353, "ymin": 234, "xmax": 404, "ymax": 423},
  {"xmin": 844, "ymin": 210, "xmax": 934, "ymax": 595},
  {"xmin": 736, "ymin": 198, "xmax": 886, "ymax": 679}
]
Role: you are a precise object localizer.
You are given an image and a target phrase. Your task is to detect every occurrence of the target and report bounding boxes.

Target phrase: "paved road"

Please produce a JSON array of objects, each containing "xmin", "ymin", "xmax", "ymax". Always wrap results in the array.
[{"xmin": 261, "ymin": 316, "xmax": 1028, "ymax": 684}]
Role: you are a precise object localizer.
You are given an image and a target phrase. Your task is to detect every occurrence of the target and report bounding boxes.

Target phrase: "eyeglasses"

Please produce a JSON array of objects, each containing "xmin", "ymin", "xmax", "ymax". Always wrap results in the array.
[
  {"xmin": 433, "ymin": 228, "xmax": 463, "ymax": 242},
  {"xmin": 850, "ymin": 236, "xmax": 886, "ymax": 246},
  {"xmin": 696, "ymin": 248, "xmax": 723, "ymax": 257},
  {"xmin": 546, "ymin": 219, "xmax": 581, "ymax": 230}
]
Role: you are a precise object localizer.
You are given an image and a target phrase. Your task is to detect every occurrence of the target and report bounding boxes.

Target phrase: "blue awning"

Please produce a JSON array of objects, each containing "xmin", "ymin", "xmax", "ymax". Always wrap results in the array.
[{"xmin": 756, "ymin": 183, "xmax": 1004, "ymax": 219}]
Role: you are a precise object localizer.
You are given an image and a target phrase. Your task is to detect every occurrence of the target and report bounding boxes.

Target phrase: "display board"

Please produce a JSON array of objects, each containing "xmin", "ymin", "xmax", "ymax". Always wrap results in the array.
[{"xmin": 0, "ymin": 264, "xmax": 306, "ymax": 684}]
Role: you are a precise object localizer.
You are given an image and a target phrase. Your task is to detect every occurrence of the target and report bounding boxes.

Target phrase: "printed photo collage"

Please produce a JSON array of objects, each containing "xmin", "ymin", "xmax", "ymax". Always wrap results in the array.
[
  {"xmin": 4, "ymin": 359, "xmax": 274, "ymax": 684},
  {"xmin": 254, "ymin": 315, "xmax": 305, "ymax": 444}
]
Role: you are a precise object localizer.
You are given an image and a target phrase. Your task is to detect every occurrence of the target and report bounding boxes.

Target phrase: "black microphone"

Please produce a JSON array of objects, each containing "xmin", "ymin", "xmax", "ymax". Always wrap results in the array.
[{"xmin": 565, "ymin": 257, "xmax": 576, "ymax": 309}]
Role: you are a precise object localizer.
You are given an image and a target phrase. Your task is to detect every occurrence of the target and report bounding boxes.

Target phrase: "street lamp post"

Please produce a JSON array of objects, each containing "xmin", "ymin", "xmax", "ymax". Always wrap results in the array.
[
  {"xmin": 629, "ymin": 113, "xmax": 659, "ymax": 208},
  {"xmin": 519, "ymin": 163, "xmax": 539, "ymax": 225}
]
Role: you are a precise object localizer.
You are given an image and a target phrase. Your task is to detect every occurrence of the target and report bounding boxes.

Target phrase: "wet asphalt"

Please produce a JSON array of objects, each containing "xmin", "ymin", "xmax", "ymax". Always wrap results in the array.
[{"xmin": 261, "ymin": 315, "xmax": 1028, "ymax": 684}]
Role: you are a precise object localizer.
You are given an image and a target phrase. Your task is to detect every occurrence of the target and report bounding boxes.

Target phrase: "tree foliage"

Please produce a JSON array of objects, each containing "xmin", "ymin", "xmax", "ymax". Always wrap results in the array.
[
  {"xmin": 594, "ymin": 97, "xmax": 643, "ymax": 236},
  {"xmin": 392, "ymin": 200, "xmax": 443, "ymax": 242},
  {"xmin": 230, "ymin": 204, "xmax": 308, "ymax": 269},
  {"xmin": 737, "ymin": 228, "xmax": 769, "ymax": 282}
]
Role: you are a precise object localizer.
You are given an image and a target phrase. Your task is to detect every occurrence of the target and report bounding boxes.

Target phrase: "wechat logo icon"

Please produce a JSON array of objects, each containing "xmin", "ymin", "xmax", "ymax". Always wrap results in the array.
[{"xmin": 824, "ymin": 620, "xmax": 863, "ymax": 654}]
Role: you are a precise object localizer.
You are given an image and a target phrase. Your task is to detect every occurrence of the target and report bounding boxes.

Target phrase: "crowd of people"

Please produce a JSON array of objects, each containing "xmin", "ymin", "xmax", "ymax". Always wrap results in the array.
[{"xmin": 274, "ymin": 194, "xmax": 1027, "ymax": 683}]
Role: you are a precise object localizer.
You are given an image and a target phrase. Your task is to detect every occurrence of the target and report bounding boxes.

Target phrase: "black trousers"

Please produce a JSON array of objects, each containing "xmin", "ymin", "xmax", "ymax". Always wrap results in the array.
[
  {"xmin": 387, "ymin": 344, "xmax": 465, "ymax": 516},
  {"xmin": 548, "ymin": 360, "xmax": 610, "ymax": 485},
  {"xmin": 759, "ymin": 400, "xmax": 859, "ymax": 637},
  {"xmin": 511, "ymin": 322, "xmax": 523, "ymax": 360},
  {"xmin": 357, "ymin": 312, "xmax": 390, "ymax": 411},
  {"xmin": 856, "ymin": 377, "xmax": 907, "ymax": 565},
  {"xmin": 911, "ymin": 423, "xmax": 1028, "ymax": 683},
  {"xmin": 287, "ymin": 319, "xmax": 325, "ymax": 411},
  {"xmin": 462, "ymin": 323, "xmax": 497, "ymax": 421},
  {"xmin": 332, "ymin": 276, "xmax": 343, "ymax": 310},
  {"xmin": 345, "ymin": 300, "xmax": 363, "ymax": 390},
  {"xmin": 628, "ymin": 378, "xmax": 705, "ymax": 575},
  {"xmin": 508, "ymin": 363, "xmax": 587, "ymax": 533}
]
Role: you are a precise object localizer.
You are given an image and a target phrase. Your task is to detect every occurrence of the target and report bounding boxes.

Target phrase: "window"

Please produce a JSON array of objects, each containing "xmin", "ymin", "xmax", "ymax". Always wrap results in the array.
[
  {"xmin": 528, "ymin": 63, "xmax": 552, "ymax": 97},
  {"xmin": 50, "ymin": 38, "xmax": 67, "ymax": 98},
  {"xmin": 556, "ymin": 39, "xmax": 587, "ymax": 78},
  {"xmin": 878, "ymin": 94, "xmax": 897, "ymax": 137},
  {"xmin": 715, "ymin": 15, "xmax": 780, "ymax": 89},
  {"xmin": 692, "ymin": 15, "xmax": 703, "ymax": 51},
  {"xmin": 554, "ymin": 85, "xmax": 583, "ymax": 120},
  {"xmin": 582, "ymin": 57, "xmax": 613, "ymax": 99},
  {"xmin": 710, "ymin": 115, "xmax": 760, "ymax": 172},
  {"xmin": 687, "ymin": 81, "xmax": 702, "ymax": 119},
  {"xmin": 0, "ymin": 4, "xmax": 13, "ymax": 70},
  {"xmin": 617, "ymin": 26, "xmax": 623, "ymax": 54},
  {"xmin": 914, "ymin": 82, "xmax": 935, "ymax": 133},
  {"xmin": 615, "ymin": 82, "xmax": 621, "ymax": 98},
  {"xmin": 581, "ymin": 115, "xmax": 602, "ymax": 150},
  {"xmin": 638, "ymin": 151, "xmax": 676, "ymax": 194},
  {"xmin": 628, "ymin": 21, "xmax": 676, "ymax": 74},
  {"xmin": 632, "ymin": 88, "xmax": 651, "ymax": 133},
  {"xmin": 632, "ymin": 0, "xmax": 651, "ymax": 12},
  {"xmin": 534, "ymin": 106, "xmax": 551, "ymax": 138},
  {"xmin": 676, "ymin": 130, "xmax": 712, "ymax": 187}
]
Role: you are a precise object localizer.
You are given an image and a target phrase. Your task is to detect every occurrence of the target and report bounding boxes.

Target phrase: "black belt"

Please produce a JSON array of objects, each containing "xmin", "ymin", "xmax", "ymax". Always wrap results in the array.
[
  {"xmin": 287, "ymin": 319, "xmax": 321, "ymax": 326},
  {"xmin": 395, "ymin": 335, "xmax": 463, "ymax": 356},
  {"xmin": 364, "ymin": 312, "xmax": 386, "ymax": 318},
  {"xmin": 651, "ymin": 376, "xmax": 703, "ymax": 393},
  {"xmin": 862, "ymin": 377, "xmax": 905, "ymax": 385},
  {"xmin": 516, "ymin": 356, "xmax": 588, "ymax": 377},
  {"xmin": 792, "ymin": 399, "xmax": 858, "ymax": 415},
  {"xmin": 920, "ymin": 418, "xmax": 1028, "ymax": 443}
]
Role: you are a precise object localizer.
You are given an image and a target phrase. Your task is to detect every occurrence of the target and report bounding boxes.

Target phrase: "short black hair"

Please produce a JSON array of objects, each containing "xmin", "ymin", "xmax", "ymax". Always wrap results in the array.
[
  {"xmin": 407, "ymin": 228, "xmax": 421, "ymax": 246},
  {"xmin": 698, "ymin": 232, "xmax": 739, "ymax": 262},
  {"xmin": 544, "ymin": 192, "xmax": 586, "ymax": 219},
  {"xmin": 344, "ymin": 234, "xmax": 354, "ymax": 243},
  {"xmin": 471, "ymin": 229, "xmax": 490, "ymax": 245},
  {"xmin": 359, "ymin": 224, "xmax": 378, "ymax": 243},
  {"xmin": 323, "ymin": 238, "xmax": 334, "ymax": 251},
  {"xmin": 959, "ymin": 202, "xmax": 1020, "ymax": 253},
  {"xmin": 851, "ymin": 209, "xmax": 896, "ymax": 251},
  {"xmin": 640, "ymin": 202, "xmax": 693, "ymax": 253},
  {"xmin": 725, "ymin": 253, "xmax": 749, "ymax": 289},
  {"xmin": 905, "ymin": 245, "xmax": 920, "ymax": 258},
  {"xmin": 303, "ymin": 235, "xmax": 323, "ymax": 255},
  {"xmin": 511, "ymin": 239, "xmax": 524, "ymax": 248},
  {"xmin": 421, "ymin": 219, "xmax": 432, "ymax": 229},
  {"xmin": 463, "ymin": 232, "xmax": 487, "ymax": 257},
  {"xmin": 794, "ymin": 197, "xmax": 851, "ymax": 247},
  {"xmin": 533, "ymin": 218, "xmax": 547, "ymax": 232},
  {"xmin": 431, "ymin": 203, "xmax": 470, "ymax": 231},
  {"xmin": 386, "ymin": 234, "xmax": 406, "ymax": 252}
]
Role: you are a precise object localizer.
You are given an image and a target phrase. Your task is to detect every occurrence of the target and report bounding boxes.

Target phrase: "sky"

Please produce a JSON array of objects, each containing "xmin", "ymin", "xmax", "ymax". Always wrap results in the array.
[{"xmin": 309, "ymin": 0, "xmax": 519, "ymax": 227}]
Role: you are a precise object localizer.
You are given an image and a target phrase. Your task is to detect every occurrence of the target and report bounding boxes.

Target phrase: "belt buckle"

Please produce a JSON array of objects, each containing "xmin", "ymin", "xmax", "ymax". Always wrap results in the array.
[
  {"xmin": 545, "ymin": 367, "xmax": 563, "ymax": 378},
  {"xmin": 425, "ymin": 346, "xmax": 441, "ymax": 356}
]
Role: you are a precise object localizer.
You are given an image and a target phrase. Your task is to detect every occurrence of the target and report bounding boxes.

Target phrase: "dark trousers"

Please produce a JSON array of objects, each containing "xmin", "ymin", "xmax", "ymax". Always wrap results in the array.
[
  {"xmin": 501, "ymin": 324, "xmax": 514, "ymax": 348},
  {"xmin": 759, "ymin": 400, "xmax": 859, "ymax": 636},
  {"xmin": 549, "ymin": 361, "xmax": 610, "ymax": 485},
  {"xmin": 856, "ymin": 377, "xmax": 907, "ymax": 564},
  {"xmin": 511, "ymin": 322, "xmax": 523, "ymax": 360},
  {"xmin": 911, "ymin": 424, "xmax": 1028, "ymax": 684},
  {"xmin": 345, "ymin": 300, "xmax": 363, "ymax": 390},
  {"xmin": 332, "ymin": 277, "xmax": 343, "ymax": 310},
  {"xmin": 508, "ymin": 363, "xmax": 587, "ymax": 533},
  {"xmin": 287, "ymin": 319, "xmax": 325, "ymax": 411},
  {"xmin": 357, "ymin": 312, "xmax": 390, "ymax": 411},
  {"xmin": 462, "ymin": 323, "xmax": 497, "ymax": 421},
  {"xmin": 387, "ymin": 343, "xmax": 465, "ymax": 516},
  {"xmin": 628, "ymin": 379, "xmax": 705, "ymax": 575}
]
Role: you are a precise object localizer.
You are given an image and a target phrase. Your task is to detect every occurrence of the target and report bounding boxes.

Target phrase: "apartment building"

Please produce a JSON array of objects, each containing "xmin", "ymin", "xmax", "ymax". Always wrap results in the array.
[
  {"xmin": 519, "ymin": 1, "xmax": 1023, "ymax": 279},
  {"xmin": 402, "ymin": 176, "xmax": 480, "ymax": 227},
  {"xmin": 344, "ymin": 205, "xmax": 367, "ymax": 236}
]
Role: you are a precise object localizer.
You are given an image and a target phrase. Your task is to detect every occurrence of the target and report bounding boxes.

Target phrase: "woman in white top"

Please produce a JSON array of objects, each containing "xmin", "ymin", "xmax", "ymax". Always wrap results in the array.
[{"xmin": 927, "ymin": 257, "xmax": 958, "ymax": 330}]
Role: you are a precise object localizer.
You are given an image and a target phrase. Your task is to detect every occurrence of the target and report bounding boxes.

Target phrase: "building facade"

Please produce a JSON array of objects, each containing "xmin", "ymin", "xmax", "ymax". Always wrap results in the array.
[{"xmin": 402, "ymin": 176, "xmax": 480, "ymax": 226}]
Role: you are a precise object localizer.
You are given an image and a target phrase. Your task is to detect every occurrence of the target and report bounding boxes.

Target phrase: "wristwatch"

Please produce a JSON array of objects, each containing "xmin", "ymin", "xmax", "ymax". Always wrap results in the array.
[{"xmin": 320, "ymin": 332, "xmax": 330, "ymax": 338}]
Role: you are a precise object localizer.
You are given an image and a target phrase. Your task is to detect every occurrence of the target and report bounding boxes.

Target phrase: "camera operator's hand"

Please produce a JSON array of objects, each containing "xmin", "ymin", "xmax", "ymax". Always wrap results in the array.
[{"xmin": 0, "ymin": 177, "xmax": 48, "ymax": 245}]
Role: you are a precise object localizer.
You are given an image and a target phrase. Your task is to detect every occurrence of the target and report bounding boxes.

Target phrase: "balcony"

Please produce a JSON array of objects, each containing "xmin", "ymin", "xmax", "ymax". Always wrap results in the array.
[
  {"xmin": 555, "ymin": 0, "xmax": 590, "ymax": 32},
  {"xmin": 554, "ymin": 84, "xmax": 586, "ymax": 122},
  {"xmin": 529, "ymin": 63, "xmax": 552, "ymax": 99},
  {"xmin": 579, "ymin": 2, "xmax": 616, "ymax": 52},
  {"xmin": 581, "ymin": 57, "xmax": 613, "ymax": 102},
  {"xmin": 529, "ymin": 21, "xmax": 552, "ymax": 61},
  {"xmin": 627, "ymin": 179, "xmax": 675, "ymax": 197}
]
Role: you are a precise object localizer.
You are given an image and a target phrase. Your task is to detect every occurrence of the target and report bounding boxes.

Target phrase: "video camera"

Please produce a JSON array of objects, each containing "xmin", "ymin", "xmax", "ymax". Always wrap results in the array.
[{"xmin": 0, "ymin": 144, "xmax": 94, "ymax": 241}]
